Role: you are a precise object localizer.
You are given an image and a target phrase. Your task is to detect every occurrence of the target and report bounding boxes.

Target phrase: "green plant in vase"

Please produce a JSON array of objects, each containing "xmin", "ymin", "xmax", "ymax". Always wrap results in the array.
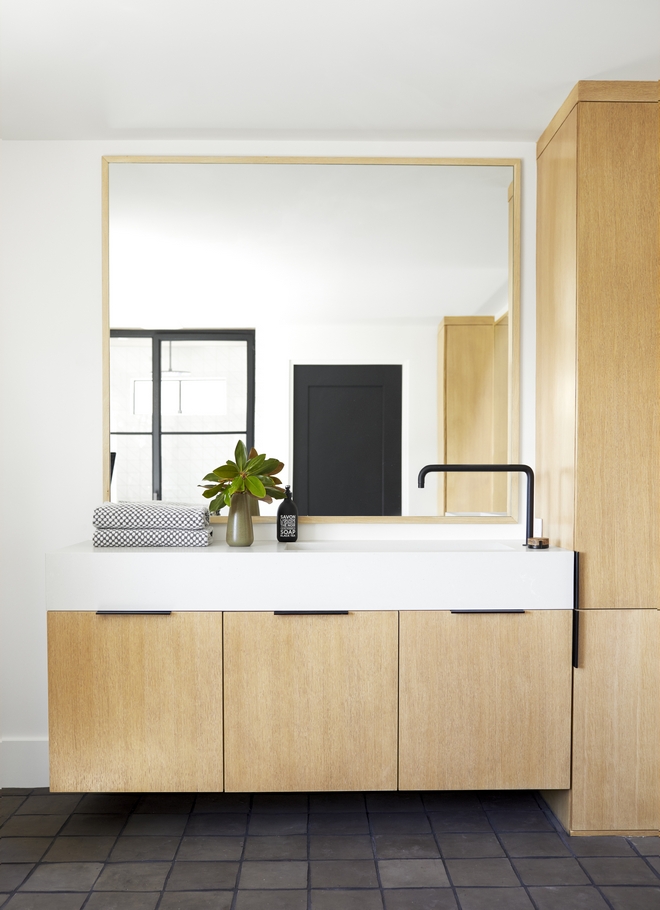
[{"xmin": 199, "ymin": 441, "xmax": 286, "ymax": 547}]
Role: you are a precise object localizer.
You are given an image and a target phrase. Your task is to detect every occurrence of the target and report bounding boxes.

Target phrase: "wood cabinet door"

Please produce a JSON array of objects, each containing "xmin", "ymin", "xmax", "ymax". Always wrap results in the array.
[
  {"xmin": 399, "ymin": 610, "xmax": 572, "ymax": 790},
  {"xmin": 223, "ymin": 611, "xmax": 398, "ymax": 791},
  {"xmin": 48, "ymin": 612, "xmax": 224, "ymax": 792}
]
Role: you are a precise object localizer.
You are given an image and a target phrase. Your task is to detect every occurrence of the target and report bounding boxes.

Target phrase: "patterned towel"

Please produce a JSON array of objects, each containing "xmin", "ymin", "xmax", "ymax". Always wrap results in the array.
[
  {"xmin": 93, "ymin": 501, "xmax": 210, "ymax": 530},
  {"xmin": 93, "ymin": 527, "xmax": 213, "ymax": 547}
]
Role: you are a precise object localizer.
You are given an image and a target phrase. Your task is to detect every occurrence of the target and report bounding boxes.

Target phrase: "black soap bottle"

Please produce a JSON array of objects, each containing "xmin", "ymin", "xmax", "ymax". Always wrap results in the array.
[{"xmin": 277, "ymin": 486, "xmax": 299, "ymax": 542}]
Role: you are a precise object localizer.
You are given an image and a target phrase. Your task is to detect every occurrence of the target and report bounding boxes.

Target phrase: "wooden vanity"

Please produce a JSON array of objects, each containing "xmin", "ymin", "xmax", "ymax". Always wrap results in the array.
[{"xmin": 46, "ymin": 542, "xmax": 574, "ymax": 795}]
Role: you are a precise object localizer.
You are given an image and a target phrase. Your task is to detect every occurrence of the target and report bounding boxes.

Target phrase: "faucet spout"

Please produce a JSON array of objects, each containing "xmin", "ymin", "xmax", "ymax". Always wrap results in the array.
[{"xmin": 417, "ymin": 464, "xmax": 536, "ymax": 547}]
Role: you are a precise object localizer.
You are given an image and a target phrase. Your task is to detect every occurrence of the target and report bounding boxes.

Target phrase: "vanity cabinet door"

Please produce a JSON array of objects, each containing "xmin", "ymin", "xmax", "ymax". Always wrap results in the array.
[
  {"xmin": 399, "ymin": 610, "xmax": 572, "ymax": 790},
  {"xmin": 223, "ymin": 611, "xmax": 398, "ymax": 791},
  {"xmin": 48, "ymin": 611, "xmax": 224, "ymax": 792}
]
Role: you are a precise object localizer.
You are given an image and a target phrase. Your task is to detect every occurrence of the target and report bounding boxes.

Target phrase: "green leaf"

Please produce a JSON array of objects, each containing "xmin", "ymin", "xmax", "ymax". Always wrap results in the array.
[
  {"xmin": 209, "ymin": 495, "xmax": 225, "ymax": 513},
  {"xmin": 213, "ymin": 464, "xmax": 238, "ymax": 479},
  {"xmin": 266, "ymin": 487, "xmax": 287, "ymax": 500},
  {"xmin": 248, "ymin": 447, "xmax": 258, "ymax": 460},
  {"xmin": 234, "ymin": 440, "xmax": 248, "ymax": 471},
  {"xmin": 245, "ymin": 475, "xmax": 266, "ymax": 498},
  {"xmin": 228, "ymin": 476, "xmax": 244, "ymax": 495},
  {"xmin": 261, "ymin": 458, "xmax": 283, "ymax": 475},
  {"xmin": 202, "ymin": 472, "xmax": 220, "ymax": 482},
  {"xmin": 223, "ymin": 489, "xmax": 233, "ymax": 508},
  {"xmin": 246, "ymin": 453, "xmax": 267, "ymax": 475},
  {"xmin": 201, "ymin": 485, "xmax": 222, "ymax": 499}
]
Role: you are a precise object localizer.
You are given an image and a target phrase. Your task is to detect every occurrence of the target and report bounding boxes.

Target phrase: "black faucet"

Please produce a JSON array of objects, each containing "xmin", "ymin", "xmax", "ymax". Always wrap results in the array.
[{"xmin": 417, "ymin": 464, "xmax": 536, "ymax": 547}]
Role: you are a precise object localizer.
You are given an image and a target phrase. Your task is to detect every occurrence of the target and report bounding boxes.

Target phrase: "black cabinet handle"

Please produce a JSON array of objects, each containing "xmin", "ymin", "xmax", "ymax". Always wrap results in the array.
[
  {"xmin": 274, "ymin": 611, "xmax": 349, "ymax": 615},
  {"xmin": 450, "ymin": 610, "xmax": 526, "ymax": 614},
  {"xmin": 96, "ymin": 610, "xmax": 172, "ymax": 615},
  {"xmin": 572, "ymin": 551, "xmax": 580, "ymax": 668}
]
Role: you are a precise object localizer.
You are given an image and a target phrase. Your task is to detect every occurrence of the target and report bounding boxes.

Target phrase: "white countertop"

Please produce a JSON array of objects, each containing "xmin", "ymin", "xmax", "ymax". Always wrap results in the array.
[{"xmin": 46, "ymin": 539, "xmax": 574, "ymax": 613}]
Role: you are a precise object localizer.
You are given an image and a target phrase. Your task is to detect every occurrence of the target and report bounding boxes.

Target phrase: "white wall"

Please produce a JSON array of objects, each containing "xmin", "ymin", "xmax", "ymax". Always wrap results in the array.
[{"xmin": 0, "ymin": 138, "xmax": 536, "ymax": 786}]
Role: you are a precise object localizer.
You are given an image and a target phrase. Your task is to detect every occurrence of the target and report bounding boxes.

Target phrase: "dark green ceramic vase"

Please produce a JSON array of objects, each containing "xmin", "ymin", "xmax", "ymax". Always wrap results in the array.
[{"xmin": 226, "ymin": 492, "xmax": 254, "ymax": 547}]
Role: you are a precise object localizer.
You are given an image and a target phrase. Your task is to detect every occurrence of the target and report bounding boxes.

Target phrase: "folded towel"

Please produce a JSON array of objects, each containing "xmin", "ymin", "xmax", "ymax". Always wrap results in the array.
[
  {"xmin": 93, "ymin": 527, "xmax": 213, "ymax": 548},
  {"xmin": 93, "ymin": 501, "xmax": 210, "ymax": 531}
]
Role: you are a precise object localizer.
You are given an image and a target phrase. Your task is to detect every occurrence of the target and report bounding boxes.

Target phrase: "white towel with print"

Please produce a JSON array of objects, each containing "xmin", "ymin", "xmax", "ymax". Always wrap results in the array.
[{"xmin": 93, "ymin": 501, "xmax": 211, "ymax": 531}]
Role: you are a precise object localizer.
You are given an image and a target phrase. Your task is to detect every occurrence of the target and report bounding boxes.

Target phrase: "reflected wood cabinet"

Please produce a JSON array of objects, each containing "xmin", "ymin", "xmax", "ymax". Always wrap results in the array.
[{"xmin": 47, "ymin": 608, "xmax": 572, "ymax": 794}]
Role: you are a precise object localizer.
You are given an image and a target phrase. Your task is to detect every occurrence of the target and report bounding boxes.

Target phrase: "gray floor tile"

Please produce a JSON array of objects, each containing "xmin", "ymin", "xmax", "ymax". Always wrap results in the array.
[
  {"xmin": 159, "ymin": 893, "xmax": 233, "ymax": 909},
  {"xmin": 378, "ymin": 859, "xmax": 449, "ymax": 888},
  {"xmin": 0, "ymin": 838, "xmax": 53, "ymax": 863},
  {"xmin": 648, "ymin": 856, "xmax": 660, "ymax": 874},
  {"xmin": 446, "ymin": 857, "xmax": 518, "ymax": 887},
  {"xmin": 629, "ymin": 837, "xmax": 660, "ymax": 856},
  {"xmin": 122, "ymin": 815, "xmax": 187, "ymax": 836},
  {"xmin": 251, "ymin": 794, "xmax": 308, "ymax": 814},
  {"xmin": 2, "ymin": 895, "xmax": 87, "ymax": 910},
  {"xmin": 243, "ymin": 835, "xmax": 306, "ymax": 860},
  {"xmin": 487, "ymin": 810, "xmax": 554, "ymax": 832},
  {"xmin": 0, "ymin": 790, "xmax": 32, "ymax": 796},
  {"xmin": 93, "ymin": 862, "xmax": 170, "ymax": 891},
  {"xmin": 166, "ymin": 862, "xmax": 239, "ymax": 891},
  {"xmin": 600, "ymin": 888, "xmax": 660, "ymax": 910},
  {"xmin": 193, "ymin": 794, "xmax": 250, "ymax": 814},
  {"xmin": 383, "ymin": 890, "xmax": 457, "ymax": 910},
  {"xmin": 428, "ymin": 812, "xmax": 492, "ymax": 834},
  {"xmin": 135, "ymin": 795, "xmax": 195, "ymax": 815},
  {"xmin": 512, "ymin": 857, "xmax": 589, "ymax": 886},
  {"xmin": 579, "ymin": 856, "xmax": 660, "ymax": 885},
  {"xmin": 309, "ymin": 794, "xmax": 366, "ymax": 813},
  {"xmin": 247, "ymin": 815, "xmax": 307, "ymax": 836},
  {"xmin": 499, "ymin": 832, "xmax": 570, "ymax": 857},
  {"xmin": 455, "ymin": 888, "xmax": 534, "ymax": 910},
  {"xmin": 239, "ymin": 861, "xmax": 307, "ymax": 889},
  {"xmin": 0, "ymin": 866, "xmax": 33, "ymax": 891},
  {"xmin": 186, "ymin": 815, "xmax": 247, "ymax": 836},
  {"xmin": 0, "ymin": 895, "xmax": 7, "ymax": 908},
  {"xmin": 370, "ymin": 814, "xmax": 432, "ymax": 836},
  {"xmin": 61, "ymin": 814, "xmax": 128, "ymax": 836},
  {"xmin": 310, "ymin": 859, "xmax": 378, "ymax": 888},
  {"xmin": 177, "ymin": 836, "xmax": 244, "ymax": 861},
  {"xmin": 313, "ymin": 890, "xmax": 384, "ymax": 909},
  {"xmin": 109, "ymin": 836, "xmax": 181, "ymax": 862},
  {"xmin": 308, "ymin": 813, "xmax": 368, "ymax": 835},
  {"xmin": 528, "ymin": 886, "xmax": 610, "ymax": 909},
  {"xmin": 436, "ymin": 833, "xmax": 503, "ymax": 858},
  {"xmin": 15, "ymin": 796, "xmax": 81, "ymax": 816},
  {"xmin": 367, "ymin": 793, "xmax": 424, "ymax": 813},
  {"xmin": 375, "ymin": 835, "xmax": 440, "ymax": 858},
  {"xmin": 1, "ymin": 815, "xmax": 68, "ymax": 836},
  {"xmin": 73, "ymin": 794, "xmax": 139, "ymax": 815},
  {"xmin": 234, "ymin": 891, "xmax": 307, "ymax": 910},
  {"xmin": 0, "ymin": 798, "xmax": 27, "ymax": 815},
  {"xmin": 422, "ymin": 794, "xmax": 482, "ymax": 812},
  {"xmin": 84, "ymin": 895, "xmax": 160, "ymax": 910},
  {"xmin": 566, "ymin": 836, "xmax": 636, "ymax": 856},
  {"xmin": 20, "ymin": 862, "xmax": 103, "ymax": 891},
  {"xmin": 43, "ymin": 835, "xmax": 115, "ymax": 862},
  {"xmin": 309, "ymin": 835, "xmax": 374, "ymax": 860}
]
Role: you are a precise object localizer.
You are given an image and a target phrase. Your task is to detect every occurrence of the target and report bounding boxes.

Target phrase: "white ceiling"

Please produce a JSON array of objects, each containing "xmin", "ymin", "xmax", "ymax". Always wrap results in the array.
[{"xmin": 1, "ymin": 0, "xmax": 658, "ymax": 140}]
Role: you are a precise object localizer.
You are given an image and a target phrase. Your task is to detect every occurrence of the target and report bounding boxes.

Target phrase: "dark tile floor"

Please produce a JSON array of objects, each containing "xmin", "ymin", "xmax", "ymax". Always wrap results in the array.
[{"xmin": 0, "ymin": 788, "xmax": 658, "ymax": 910}]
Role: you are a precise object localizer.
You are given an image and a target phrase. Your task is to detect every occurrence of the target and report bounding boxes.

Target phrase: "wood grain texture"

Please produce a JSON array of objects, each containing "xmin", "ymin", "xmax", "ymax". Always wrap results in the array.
[
  {"xmin": 398, "ymin": 611, "xmax": 573, "ymax": 790},
  {"xmin": 575, "ymin": 102, "xmax": 660, "ymax": 609},
  {"xmin": 536, "ymin": 106, "xmax": 578, "ymax": 550},
  {"xmin": 223, "ymin": 611, "xmax": 398, "ymax": 792},
  {"xmin": 537, "ymin": 81, "xmax": 659, "ymax": 157},
  {"xmin": 443, "ymin": 319, "xmax": 495, "ymax": 512},
  {"xmin": 571, "ymin": 609, "xmax": 659, "ymax": 833},
  {"xmin": 48, "ymin": 612, "xmax": 224, "ymax": 792}
]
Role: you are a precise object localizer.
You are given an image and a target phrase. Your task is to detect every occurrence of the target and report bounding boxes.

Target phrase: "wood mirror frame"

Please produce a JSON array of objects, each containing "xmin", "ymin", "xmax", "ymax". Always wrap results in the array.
[{"xmin": 102, "ymin": 156, "xmax": 521, "ymax": 524}]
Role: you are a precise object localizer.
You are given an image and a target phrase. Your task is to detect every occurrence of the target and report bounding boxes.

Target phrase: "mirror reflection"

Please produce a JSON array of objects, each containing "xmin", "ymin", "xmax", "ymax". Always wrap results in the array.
[{"xmin": 107, "ymin": 160, "xmax": 517, "ymax": 518}]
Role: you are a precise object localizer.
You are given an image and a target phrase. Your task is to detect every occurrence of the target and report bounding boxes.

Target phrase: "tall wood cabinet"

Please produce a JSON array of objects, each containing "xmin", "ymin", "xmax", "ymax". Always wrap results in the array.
[{"xmin": 536, "ymin": 81, "xmax": 660, "ymax": 834}]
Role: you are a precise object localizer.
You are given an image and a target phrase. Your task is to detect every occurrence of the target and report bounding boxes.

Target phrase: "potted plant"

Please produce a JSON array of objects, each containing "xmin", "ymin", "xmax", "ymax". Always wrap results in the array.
[{"xmin": 200, "ymin": 441, "xmax": 286, "ymax": 547}]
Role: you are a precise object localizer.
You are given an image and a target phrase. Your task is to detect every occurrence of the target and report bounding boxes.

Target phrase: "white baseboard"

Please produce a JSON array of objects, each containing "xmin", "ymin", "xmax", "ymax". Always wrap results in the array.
[{"xmin": 0, "ymin": 739, "xmax": 49, "ymax": 788}]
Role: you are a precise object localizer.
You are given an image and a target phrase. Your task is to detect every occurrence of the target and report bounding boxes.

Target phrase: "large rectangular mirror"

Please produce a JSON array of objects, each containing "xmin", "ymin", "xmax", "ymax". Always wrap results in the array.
[{"xmin": 103, "ymin": 157, "xmax": 520, "ymax": 522}]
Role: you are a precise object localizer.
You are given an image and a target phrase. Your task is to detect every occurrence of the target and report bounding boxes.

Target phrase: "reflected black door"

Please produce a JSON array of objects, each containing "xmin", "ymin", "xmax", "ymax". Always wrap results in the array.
[{"xmin": 293, "ymin": 365, "xmax": 402, "ymax": 516}]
